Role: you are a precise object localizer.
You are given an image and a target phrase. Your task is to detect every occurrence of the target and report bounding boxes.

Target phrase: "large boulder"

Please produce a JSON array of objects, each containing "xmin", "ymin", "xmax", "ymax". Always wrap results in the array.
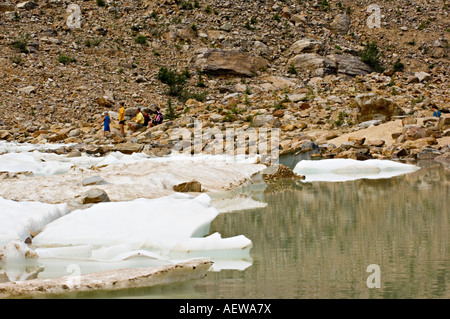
[
  {"xmin": 290, "ymin": 38, "xmax": 324, "ymax": 55},
  {"xmin": 173, "ymin": 180, "xmax": 202, "ymax": 193},
  {"xmin": 113, "ymin": 143, "xmax": 144, "ymax": 154},
  {"xmin": 195, "ymin": 49, "xmax": 268, "ymax": 77},
  {"xmin": 400, "ymin": 126, "xmax": 435, "ymax": 141},
  {"xmin": 354, "ymin": 93, "xmax": 405, "ymax": 123},
  {"xmin": 252, "ymin": 114, "xmax": 274, "ymax": 127},
  {"xmin": 288, "ymin": 53, "xmax": 337, "ymax": 76},
  {"xmin": 328, "ymin": 14, "xmax": 350, "ymax": 35},
  {"xmin": 17, "ymin": 1, "xmax": 38, "ymax": 10},
  {"xmin": 327, "ymin": 54, "xmax": 374, "ymax": 76}
]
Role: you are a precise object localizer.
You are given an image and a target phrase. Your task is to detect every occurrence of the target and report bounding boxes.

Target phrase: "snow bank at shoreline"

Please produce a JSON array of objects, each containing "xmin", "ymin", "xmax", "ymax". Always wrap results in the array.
[
  {"xmin": 0, "ymin": 142, "xmax": 265, "ymax": 284},
  {"xmin": 0, "ymin": 144, "xmax": 266, "ymax": 203},
  {"xmin": 0, "ymin": 197, "xmax": 69, "ymax": 246}
]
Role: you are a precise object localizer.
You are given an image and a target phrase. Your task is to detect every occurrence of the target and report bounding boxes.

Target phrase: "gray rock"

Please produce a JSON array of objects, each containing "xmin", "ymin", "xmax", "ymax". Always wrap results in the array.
[
  {"xmin": 414, "ymin": 71, "xmax": 432, "ymax": 82},
  {"xmin": 17, "ymin": 1, "xmax": 38, "ymax": 10},
  {"xmin": 327, "ymin": 54, "xmax": 374, "ymax": 76},
  {"xmin": 328, "ymin": 14, "xmax": 350, "ymax": 35},
  {"xmin": 18, "ymin": 86, "xmax": 37, "ymax": 94},
  {"xmin": 288, "ymin": 53, "xmax": 337, "ymax": 76},
  {"xmin": 220, "ymin": 23, "xmax": 233, "ymax": 32},
  {"xmin": 290, "ymin": 38, "xmax": 324, "ymax": 55},
  {"xmin": 252, "ymin": 114, "xmax": 274, "ymax": 127},
  {"xmin": 82, "ymin": 176, "xmax": 106, "ymax": 186},
  {"xmin": 358, "ymin": 119, "xmax": 382, "ymax": 128},
  {"xmin": 81, "ymin": 188, "xmax": 110, "ymax": 204}
]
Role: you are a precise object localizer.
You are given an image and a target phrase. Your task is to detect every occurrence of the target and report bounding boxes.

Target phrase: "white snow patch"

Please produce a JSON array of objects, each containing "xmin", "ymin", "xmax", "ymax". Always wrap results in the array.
[
  {"xmin": 293, "ymin": 159, "xmax": 420, "ymax": 182},
  {"xmin": 0, "ymin": 197, "xmax": 69, "ymax": 246}
]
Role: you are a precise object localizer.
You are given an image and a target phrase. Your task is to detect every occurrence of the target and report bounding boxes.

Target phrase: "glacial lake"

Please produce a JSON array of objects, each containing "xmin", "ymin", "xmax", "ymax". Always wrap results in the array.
[{"xmin": 63, "ymin": 160, "xmax": 449, "ymax": 299}]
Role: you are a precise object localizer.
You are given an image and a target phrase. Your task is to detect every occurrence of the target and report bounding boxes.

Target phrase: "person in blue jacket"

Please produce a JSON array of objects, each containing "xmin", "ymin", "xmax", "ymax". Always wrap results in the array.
[
  {"xmin": 101, "ymin": 111, "xmax": 111, "ymax": 137},
  {"xmin": 432, "ymin": 106, "xmax": 441, "ymax": 118}
]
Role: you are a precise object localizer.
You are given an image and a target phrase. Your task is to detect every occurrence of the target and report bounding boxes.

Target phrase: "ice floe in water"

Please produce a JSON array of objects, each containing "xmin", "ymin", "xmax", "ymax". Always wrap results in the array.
[
  {"xmin": 293, "ymin": 159, "xmax": 420, "ymax": 182},
  {"xmin": 0, "ymin": 193, "xmax": 251, "ymax": 278}
]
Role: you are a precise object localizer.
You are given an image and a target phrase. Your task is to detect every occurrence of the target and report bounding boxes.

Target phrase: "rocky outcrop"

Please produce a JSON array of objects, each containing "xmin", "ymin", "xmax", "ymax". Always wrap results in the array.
[
  {"xmin": 354, "ymin": 93, "xmax": 405, "ymax": 123},
  {"xmin": 290, "ymin": 38, "xmax": 324, "ymax": 55},
  {"xmin": 195, "ymin": 49, "xmax": 268, "ymax": 77},
  {"xmin": 327, "ymin": 54, "xmax": 374, "ymax": 77},
  {"xmin": 288, "ymin": 53, "xmax": 337, "ymax": 76}
]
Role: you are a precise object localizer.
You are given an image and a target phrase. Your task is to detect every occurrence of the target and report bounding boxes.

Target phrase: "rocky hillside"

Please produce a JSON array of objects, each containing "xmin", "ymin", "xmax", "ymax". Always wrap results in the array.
[{"xmin": 0, "ymin": 0, "xmax": 449, "ymax": 161}]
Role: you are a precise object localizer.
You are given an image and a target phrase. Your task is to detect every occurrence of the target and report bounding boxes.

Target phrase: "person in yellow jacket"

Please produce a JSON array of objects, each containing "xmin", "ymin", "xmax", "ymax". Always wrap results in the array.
[
  {"xmin": 118, "ymin": 101, "xmax": 126, "ymax": 136},
  {"xmin": 127, "ymin": 107, "xmax": 145, "ymax": 133}
]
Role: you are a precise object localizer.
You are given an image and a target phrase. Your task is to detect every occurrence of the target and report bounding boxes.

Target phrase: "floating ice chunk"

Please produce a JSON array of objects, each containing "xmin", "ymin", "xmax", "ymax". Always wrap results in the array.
[
  {"xmin": 293, "ymin": 159, "xmax": 420, "ymax": 182},
  {"xmin": 32, "ymin": 194, "xmax": 252, "ymax": 264},
  {"xmin": 33, "ymin": 194, "xmax": 218, "ymax": 250},
  {"xmin": 169, "ymin": 233, "xmax": 253, "ymax": 259}
]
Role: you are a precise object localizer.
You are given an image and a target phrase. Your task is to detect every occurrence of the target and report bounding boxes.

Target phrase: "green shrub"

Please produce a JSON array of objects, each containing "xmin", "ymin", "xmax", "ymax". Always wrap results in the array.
[
  {"xmin": 157, "ymin": 67, "xmax": 188, "ymax": 97},
  {"xmin": 358, "ymin": 41, "xmax": 383, "ymax": 72},
  {"xmin": 135, "ymin": 35, "xmax": 147, "ymax": 45},
  {"xmin": 57, "ymin": 54, "xmax": 76, "ymax": 65},
  {"xmin": 11, "ymin": 33, "xmax": 30, "ymax": 54},
  {"xmin": 165, "ymin": 98, "xmax": 178, "ymax": 120},
  {"xmin": 288, "ymin": 64, "xmax": 298, "ymax": 75},
  {"xmin": 393, "ymin": 59, "xmax": 404, "ymax": 72},
  {"xmin": 320, "ymin": 0, "xmax": 330, "ymax": 11},
  {"xmin": 10, "ymin": 56, "xmax": 22, "ymax": 64}
]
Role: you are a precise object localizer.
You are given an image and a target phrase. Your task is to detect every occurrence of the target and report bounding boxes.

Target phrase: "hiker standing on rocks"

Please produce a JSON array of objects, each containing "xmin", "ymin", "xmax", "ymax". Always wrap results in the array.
[
  {"xmin": 118, "ymin": 101, "xmax": 126, "ymax": 136},
  {"xmin": 127, "ymin": 107, "xmax": 145, "ymax": 133},
  {"xmin": 101, "ymin": 111, "xmax": 111, "ymax": 137}
]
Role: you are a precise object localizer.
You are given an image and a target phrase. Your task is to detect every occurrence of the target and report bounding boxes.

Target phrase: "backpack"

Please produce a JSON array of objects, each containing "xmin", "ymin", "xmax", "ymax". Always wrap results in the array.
[{"xmin": 155, "ymin": 111, "xmax": 163, "ymax": 124}]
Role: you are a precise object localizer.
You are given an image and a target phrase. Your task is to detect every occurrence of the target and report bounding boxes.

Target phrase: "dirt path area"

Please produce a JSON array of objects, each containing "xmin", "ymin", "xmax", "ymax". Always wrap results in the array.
[{"xmin": 328, "ymin": 120, "xmax": 404, "ymax": 147}]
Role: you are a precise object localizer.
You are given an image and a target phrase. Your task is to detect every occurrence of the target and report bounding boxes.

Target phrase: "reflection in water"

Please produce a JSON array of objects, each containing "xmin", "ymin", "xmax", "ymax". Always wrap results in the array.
[
  {"xmin": 200, "ymin": 163, "xmax": 449, "ymax": 299},
  {"xmin": 9, "ymin": 163, "xmax": 448, "ymax": 299}
]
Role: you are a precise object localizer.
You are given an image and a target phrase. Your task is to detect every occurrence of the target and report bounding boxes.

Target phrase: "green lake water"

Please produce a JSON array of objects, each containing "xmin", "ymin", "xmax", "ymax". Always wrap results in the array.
[{"xmin": 68, "ymin": 161, "xmax": 449, "ymax": 299}]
